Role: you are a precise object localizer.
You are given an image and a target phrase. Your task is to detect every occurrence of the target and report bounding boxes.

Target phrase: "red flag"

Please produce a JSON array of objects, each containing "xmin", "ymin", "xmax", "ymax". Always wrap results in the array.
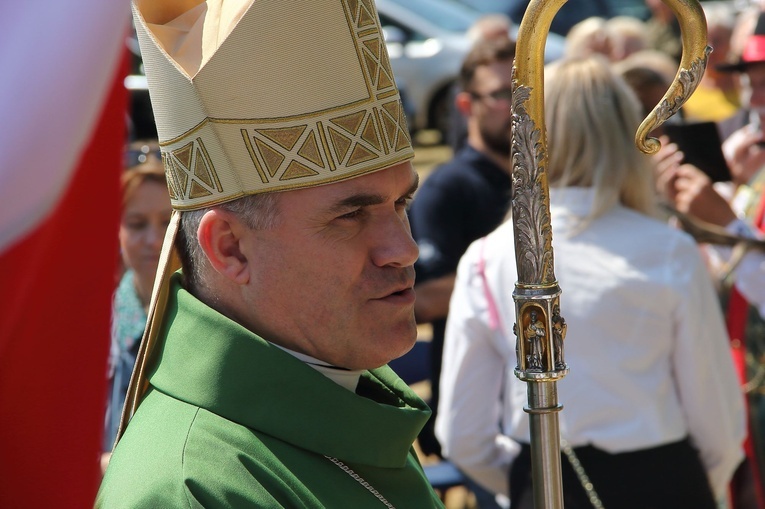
[{"xmin": 0, "ymin": 4, "xmax": 129, "ymax": 508}]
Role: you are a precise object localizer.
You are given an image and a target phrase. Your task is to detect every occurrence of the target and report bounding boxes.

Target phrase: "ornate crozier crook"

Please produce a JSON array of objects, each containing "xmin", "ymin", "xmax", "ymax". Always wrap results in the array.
[{"xmin": 510, "ymin": 1, "xmax": 709, "ymax": 507}]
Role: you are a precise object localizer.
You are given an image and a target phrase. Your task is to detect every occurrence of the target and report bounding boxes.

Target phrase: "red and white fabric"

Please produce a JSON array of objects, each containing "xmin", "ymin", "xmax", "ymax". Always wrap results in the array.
[{"xmin": 0, "ymin": 3, "xmax": 129, "ymax": 508}]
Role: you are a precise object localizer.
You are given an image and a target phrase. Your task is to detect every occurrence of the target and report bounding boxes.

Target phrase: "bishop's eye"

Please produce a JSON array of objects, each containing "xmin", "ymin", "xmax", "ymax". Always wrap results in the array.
[
  {"xmin": 337, "ymin": 208, "xmax": 364, "ymax": 220},
  {"xmin": 396, "ymin": 195, "xmax": 413, "ymax": 207}
]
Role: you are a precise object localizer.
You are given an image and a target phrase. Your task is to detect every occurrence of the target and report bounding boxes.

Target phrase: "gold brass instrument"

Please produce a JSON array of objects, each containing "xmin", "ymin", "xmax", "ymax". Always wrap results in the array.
[{"xmin": 510, "ymin": 1, "xmax": 710, "ymax": 506}]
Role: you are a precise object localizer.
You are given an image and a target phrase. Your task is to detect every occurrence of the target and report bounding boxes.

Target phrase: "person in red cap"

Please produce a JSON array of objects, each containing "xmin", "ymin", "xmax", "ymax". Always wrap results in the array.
[{"xmin": 719, "ymin": 10, "xmax": 765, "ymax": 146}]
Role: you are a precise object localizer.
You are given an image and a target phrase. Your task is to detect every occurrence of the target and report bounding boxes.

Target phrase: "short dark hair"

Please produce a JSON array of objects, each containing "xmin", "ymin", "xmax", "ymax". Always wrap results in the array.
[
  {"xmin": 175, "ymin": 193, "xmax": 281, "ymax": 291},
  {"xmin": 458, "ymin": 38, "xmax": 517, "ymax": 92}
]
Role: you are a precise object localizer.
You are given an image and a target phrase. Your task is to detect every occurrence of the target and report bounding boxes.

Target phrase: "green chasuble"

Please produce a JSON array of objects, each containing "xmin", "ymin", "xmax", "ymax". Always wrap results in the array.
[{"xmin": 97, "ymin": 274, "xmax": 444, "ymax": 508}]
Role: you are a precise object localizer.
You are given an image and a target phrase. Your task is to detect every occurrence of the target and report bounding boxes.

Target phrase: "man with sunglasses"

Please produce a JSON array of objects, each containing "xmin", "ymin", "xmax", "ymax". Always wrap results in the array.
[{"xmin": 408, "ymin": 37, "xmax": 515, "ymax": 467}]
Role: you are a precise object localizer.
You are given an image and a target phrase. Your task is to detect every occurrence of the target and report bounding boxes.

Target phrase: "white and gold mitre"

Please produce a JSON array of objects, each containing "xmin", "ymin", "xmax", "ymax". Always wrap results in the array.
[{"xmin": 133, "ymin": 0, "xmax": 414, "ymax": 210}]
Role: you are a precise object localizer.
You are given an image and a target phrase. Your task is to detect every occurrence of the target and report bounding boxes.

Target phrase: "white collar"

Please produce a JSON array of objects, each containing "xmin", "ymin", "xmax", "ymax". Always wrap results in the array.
[{"xmin": 271, "ymin": 343, "xmax": 363, "ymax": 393}]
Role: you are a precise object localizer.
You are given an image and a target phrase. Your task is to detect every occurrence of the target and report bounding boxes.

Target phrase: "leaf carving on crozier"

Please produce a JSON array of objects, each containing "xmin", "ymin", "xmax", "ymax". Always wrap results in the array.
[
  {"xmin": 510, "ymin": 83, "xmax": 555, "ymax": 285},
  {"xmin": 655, "ymin": 50, "xmax": 710, "ymax": 125}
]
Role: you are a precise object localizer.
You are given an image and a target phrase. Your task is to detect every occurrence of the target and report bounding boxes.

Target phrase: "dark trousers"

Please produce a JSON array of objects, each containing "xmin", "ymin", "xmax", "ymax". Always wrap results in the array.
[{"xmin": 509, "ymin": 438, "xmax": 717, "ymax": 509}]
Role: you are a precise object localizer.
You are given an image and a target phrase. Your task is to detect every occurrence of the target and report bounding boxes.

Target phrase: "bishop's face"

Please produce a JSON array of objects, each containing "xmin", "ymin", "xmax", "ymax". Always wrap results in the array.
[{"xmin": 236, "ymin": 162, "xmax": 420, "ymax": 370}]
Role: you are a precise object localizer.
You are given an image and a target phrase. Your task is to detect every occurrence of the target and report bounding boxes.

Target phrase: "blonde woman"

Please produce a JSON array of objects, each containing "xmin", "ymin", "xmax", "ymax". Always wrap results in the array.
[
  {"xmin": 564, "ymin": 17, "xmax": 613, "ymax": 60},
  {"xmin": 436, "ymin": 56, "xmax": 745, "ymax": 509}
]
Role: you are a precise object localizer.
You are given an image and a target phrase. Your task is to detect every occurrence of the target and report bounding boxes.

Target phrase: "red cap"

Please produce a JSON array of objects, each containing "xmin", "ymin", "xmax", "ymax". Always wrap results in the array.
[{"xmin": 718, "ymin": 12, "xmax": 765, "ymax": 72}]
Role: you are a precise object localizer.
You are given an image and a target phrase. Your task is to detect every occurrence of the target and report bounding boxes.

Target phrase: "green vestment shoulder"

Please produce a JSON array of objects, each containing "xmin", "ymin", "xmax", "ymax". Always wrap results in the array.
[{"xmin": 97, "ymin": 274, "xmax": 444, "ymax": 508}]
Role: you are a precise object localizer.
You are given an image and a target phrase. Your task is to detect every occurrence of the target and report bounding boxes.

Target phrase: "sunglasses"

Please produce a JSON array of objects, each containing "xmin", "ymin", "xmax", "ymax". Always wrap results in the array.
[
  {"xmin": 124, "ymin": 145, "xmax": 162, "ymax": 168},
  {"xmin": 470, "ymin": 87, "xmax": 513, "ymax": 103}
]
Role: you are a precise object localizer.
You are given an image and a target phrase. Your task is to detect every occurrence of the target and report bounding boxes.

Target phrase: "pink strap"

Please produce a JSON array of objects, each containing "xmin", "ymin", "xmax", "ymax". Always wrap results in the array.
[{"xmin": 477, "ymin": 237, "xmax": 503, "ymax": 334}]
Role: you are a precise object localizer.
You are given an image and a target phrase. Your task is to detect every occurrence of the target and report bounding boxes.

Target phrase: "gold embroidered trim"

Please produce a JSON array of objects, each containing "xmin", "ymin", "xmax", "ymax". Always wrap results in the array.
[
  {"xmin": 153, "ymin": 0, "xmax": 411, "ymax": 208},
  {"xmin": 164, "ymin": 138, "xmax": 222, "ymax": 202}
]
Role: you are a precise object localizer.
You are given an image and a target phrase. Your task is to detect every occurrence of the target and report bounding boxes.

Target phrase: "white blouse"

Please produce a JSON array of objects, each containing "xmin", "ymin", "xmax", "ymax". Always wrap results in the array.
[{"xmin": 435, "ymin": 187, "xmax": 745, "ymax": 499}]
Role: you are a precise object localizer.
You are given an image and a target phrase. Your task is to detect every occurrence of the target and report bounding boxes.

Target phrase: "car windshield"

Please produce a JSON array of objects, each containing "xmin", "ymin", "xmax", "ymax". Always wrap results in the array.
[
  {"xmin": 456, "ymin": 0, "xmax": 649, "ymax": 21},
  {"xmin": 386, "ymin": 0, "xmax": 480, "ymax": 32},
  {"xmin": 457, "ymin": 0, "xmax": 512, "ymax": 14}
]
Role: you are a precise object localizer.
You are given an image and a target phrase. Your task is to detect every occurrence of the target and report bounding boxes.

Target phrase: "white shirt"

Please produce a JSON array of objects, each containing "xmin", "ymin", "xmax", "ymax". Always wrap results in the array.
[
  {"xmin": 436, "ymin": 188, "xmax": 745, "ymax": 499},
  {"xmin": 271, "ymin": 344, "xmax": 362, "ymax": 392}
]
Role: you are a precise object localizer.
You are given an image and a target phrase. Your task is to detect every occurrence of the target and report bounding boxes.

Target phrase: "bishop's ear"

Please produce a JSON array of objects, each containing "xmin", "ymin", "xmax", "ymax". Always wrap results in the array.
[{"xmin": 197, "ymin": 209, "xmax": 250, "ymax": 285}]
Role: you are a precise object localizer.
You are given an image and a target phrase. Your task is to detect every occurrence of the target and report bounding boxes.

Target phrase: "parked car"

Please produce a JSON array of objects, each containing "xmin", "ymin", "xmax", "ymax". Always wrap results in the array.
[
  {"xmin": 377, "ymin": 0, "xmax": 476, "ymax": 139},
  {"xmin": 378, "ymin": 0, "xmax": 564, "ymax": 140},
  {"xmin": 456, "ymin": 0, "xmax": 650, "ymax": 36}
]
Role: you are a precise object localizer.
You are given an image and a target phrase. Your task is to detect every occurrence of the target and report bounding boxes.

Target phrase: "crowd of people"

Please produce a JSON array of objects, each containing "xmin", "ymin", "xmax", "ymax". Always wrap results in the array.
[
  {"xmin": 93, "ymin": 0, "xmax": 765, "ymax": 508},
  {"xmin": 412, "ymin": 1, "xmax": 765, "ymax": 509}
]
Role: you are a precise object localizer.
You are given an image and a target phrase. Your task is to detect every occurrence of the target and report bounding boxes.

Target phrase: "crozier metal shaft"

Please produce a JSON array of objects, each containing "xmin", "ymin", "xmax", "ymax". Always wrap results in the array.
[{"xmin": 510, "ymin": 1, "xmax": 709, "ymax": 507}]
